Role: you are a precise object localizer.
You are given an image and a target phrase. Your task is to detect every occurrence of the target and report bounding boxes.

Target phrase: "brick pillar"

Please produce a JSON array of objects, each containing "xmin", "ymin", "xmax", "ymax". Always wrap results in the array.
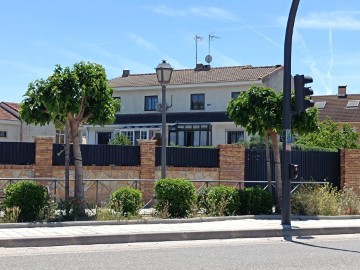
[
  {"xmin": 34, "ymin": 136, "xmax": 53, "ymax": 179},
  {"xmin": 340, "ymin": 149, "xmax": 360, "ymax": 194},
  {"xmin": 218, "ymin": 144, "xmax": 245, "ymax": 188},
  {"xmin": 139, "ymin": 140, "xmax": 156, "ymax": 203}
]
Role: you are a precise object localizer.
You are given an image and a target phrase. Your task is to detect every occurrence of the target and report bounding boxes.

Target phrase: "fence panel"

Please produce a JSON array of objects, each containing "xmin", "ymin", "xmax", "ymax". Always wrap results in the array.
[
  {"xmin": 155, "ymin": 147, "xmax": 219, "ymax": 167},
  {"xmin": 244, "ymin": 149, "xmax": 340, "ymax": 188},
  {"xmin": 53, "ymin": 144, "xmax": 140, "ymax": 166},
  {"xmin": 0, "ymin": 142, "xmax": 35, "ymax": 165}
]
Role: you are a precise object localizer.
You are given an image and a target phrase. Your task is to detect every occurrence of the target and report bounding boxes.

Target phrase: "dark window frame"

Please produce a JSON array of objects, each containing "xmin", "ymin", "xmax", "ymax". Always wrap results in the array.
[
  {"xmin": 226, "ymin": 130, "xmax": 244, "ymax": 144},
  {"xmin": 0, "ymin": 131, "xmax": 7, "ymax": 138},
  {"xmin": 231, "ymin": 92, "xmax": 240, "ymax": 99},
  {"xmin": 144, "ymin": 95, "xmax": 158, "ymax": 111},
  {"xmin": 190, "ymin": 94, "xmax": 205, "ymax": 110}
]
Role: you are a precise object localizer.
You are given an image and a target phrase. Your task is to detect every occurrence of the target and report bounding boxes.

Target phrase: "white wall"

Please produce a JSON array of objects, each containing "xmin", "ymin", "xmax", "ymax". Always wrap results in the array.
[{"xmin": 0, "ymin": 120, "xmax": 21, "ymax": 142}]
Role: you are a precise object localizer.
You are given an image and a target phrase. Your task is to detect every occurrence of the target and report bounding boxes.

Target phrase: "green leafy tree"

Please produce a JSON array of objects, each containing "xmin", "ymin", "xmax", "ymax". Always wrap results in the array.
[
  {"xmin": 110, "ymin": 133, "xmax": 132, "ymax": 145},
  {"xmin": 227, "ymin": 85, "xmax": 318, "ymax": 211},
  {"xmin": 295, "ymin": 117, "xmax": 359, "ymax": 149},
  {"xmin": 20, "ymin": 62, "xmax": 120, "ymax": 216}
]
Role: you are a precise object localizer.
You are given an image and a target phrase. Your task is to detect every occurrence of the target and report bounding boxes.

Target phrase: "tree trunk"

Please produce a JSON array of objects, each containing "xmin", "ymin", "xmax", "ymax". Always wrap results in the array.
[
  {"xmin": 65, "ymin": 120, "xmax": 70, "ymax": 201},
  {"xmin": 69, "ymin": 119, "xmax": 86, "ymax": 217},
  {"xmin": 264, "ymin": 132, "xmax": 272, "ymax": 193},
  {"xmin": 271, "ymin": 131, "xmax": 282, "ymax": 213}
]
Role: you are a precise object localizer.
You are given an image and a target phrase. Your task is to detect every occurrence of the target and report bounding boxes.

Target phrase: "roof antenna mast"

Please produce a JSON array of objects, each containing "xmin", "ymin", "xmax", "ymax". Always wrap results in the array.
[
  {"xmin": 194, "ymin": 35, "xmax": 203, "ymax": 65},
  {"xmin": 206, "ymin": 34, "xmax": 220, "ymax": 64}
]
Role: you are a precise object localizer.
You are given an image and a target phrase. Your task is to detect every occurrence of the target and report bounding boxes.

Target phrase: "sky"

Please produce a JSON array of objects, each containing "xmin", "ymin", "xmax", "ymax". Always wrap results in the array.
[{"xmin": 1, "ymin": 0, "xmax": 360, "ymax": 102}]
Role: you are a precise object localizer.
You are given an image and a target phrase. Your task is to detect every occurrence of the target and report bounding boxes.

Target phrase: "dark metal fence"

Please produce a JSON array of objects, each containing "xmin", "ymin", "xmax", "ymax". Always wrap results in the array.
[
  {"xmin": 245, "ymin": 149, "xmax": 340, "ymax": 188},
  {"xmin": 155, "ymin": 147, "xmax": 219, "ymax": 167},
  {"xmin": 0, "ymin": 142, "xmax": 35, "ymax": 165},
  {"xmin": 53, "ymin": 144, "xmax": 140, "ymax": 166}
]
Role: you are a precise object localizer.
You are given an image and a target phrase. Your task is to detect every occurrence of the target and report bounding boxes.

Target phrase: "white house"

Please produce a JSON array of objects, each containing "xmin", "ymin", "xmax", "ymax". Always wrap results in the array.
[
  {"xmin": 83, "ymin": 64, "xmax": 284, "ymax": 146},
  {"xmin": 0, "ymin": 101, "xmax": 59, "ymax": 142}
]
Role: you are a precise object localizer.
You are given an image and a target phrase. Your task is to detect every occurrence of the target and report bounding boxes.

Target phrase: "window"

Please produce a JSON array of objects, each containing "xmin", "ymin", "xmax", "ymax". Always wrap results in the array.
[
  {"xmin": 144, "ymin": 96, "xmax": 158, "ymax": 111},
  {"xmin": 55, "ymin": 129, "xmax": 65, "ymax": 144},
  {"xmin": 191, "ymin": 94, "xmax": 205, "ymax": 110},
  {"xmin": 231, "ymin": 92, "xmax": 240, "ymax": 99},
  {"xmin": 227, "ymin": 131, "xmax": 244, "ymax": 144},
  {"xmin": 118, "ymin": 130, "xmax": 148, "ymax": 145},
  {"xmin": 114, "ymin": 97, "xmax": 121, "ymax": 112},
  {"xmin": 0, "ymin": 131, "xmax": 7, "ymax": 138},
  {"xmin": 169, "ymin": 124, "xmax": 212, "ymax": 146}
]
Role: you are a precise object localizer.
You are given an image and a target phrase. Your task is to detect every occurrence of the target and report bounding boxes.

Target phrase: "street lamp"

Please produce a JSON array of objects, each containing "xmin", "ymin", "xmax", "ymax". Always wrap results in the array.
[{"xmin": 156, "ymin": 60, "xmax": 173, "ymax": 179}]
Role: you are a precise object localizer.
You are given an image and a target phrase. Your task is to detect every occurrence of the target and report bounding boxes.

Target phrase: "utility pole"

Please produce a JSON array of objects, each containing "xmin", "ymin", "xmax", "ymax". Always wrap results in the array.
[{"xmin": 282, "ymin": 0, "xmax": 300, "ymax": 226}]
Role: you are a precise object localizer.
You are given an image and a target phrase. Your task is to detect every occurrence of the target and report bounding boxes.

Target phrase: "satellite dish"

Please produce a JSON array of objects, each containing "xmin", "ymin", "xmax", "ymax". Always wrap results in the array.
[{"xmin": 205, "ymin": 54, "xmax": 212, "ymax": 64}]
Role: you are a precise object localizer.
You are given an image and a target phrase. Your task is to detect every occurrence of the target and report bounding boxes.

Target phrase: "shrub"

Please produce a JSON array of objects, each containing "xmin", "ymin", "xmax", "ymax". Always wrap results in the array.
[
  {"xmin": 3, "ymin": 181, "xmax": 49, "ymax": 222},
  {"xmin": 200, "ymin": 185, "xmax": 239, "ymax": 216},
  {"xmin": 339, "ymin": 186, "xmax": 360, "ymax": 215},
  {"xmin": 238, "ymin": 187, "xmax": 273, "ymax": 215},
  {"xmin": 109, "ymin": 187, "xmax": 142, "ymax": 216},
  {"xmin": 291, "ymin": 183, "xmax": 341, "ymax": 216},
  {"xmin": 154, "ymin": 178, "xmax": 196, "ymax": 218}
]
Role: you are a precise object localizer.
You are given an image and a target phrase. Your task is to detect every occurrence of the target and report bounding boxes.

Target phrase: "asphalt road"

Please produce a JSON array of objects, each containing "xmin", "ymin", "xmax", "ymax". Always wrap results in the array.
[{"xmin": 0, "ymin": 234, "xmax": 359, "ymax": 269}]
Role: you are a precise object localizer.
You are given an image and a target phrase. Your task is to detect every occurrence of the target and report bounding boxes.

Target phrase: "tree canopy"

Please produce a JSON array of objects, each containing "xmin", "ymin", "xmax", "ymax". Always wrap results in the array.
[
  {"xmin": 295, "ymin": 117, "xmax": 359, "ymax": 149},
  {"xmin": 20, "ymin": 61, "xmax": 120, "ymax": 216}
]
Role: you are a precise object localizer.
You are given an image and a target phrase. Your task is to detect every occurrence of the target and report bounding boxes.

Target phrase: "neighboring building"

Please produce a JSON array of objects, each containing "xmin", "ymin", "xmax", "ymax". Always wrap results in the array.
[
  {"xmin": 0, "ymin": 101, "xmax": 58, "ymax": 142},
  {"xmin": 84, "ymin": 64, "xmax": 284, "ymax": 146},
  {"xmin": 312, "ymin": 85, "xmax": 360, "ymax": 131}
]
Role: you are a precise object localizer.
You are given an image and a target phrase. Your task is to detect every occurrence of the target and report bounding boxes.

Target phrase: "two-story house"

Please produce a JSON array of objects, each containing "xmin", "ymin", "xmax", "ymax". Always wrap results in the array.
[
  {"xmin": 0, "ymin": 101, "xmax": 59, "ymax": 142},
  {"xmin": 83, "ymin": 64, "xmax": 284, "ymax": 146}
]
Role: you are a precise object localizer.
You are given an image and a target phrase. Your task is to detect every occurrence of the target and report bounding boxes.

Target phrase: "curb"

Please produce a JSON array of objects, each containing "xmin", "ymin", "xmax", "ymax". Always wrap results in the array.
[
  {"xmin": 1, "ymin": 215, "xmax": 360, "ymax": 229},
  {"xmin": 1, "ymin": 226, "xmax": 360, "ymax": 248}
]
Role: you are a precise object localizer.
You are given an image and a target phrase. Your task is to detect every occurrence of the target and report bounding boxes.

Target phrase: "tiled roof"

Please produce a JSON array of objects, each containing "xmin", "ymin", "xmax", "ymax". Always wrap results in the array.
[
  {"xmin": 108, "ymin": 65, "xmax": 283, "ymax": 88},
  {"xmin": 0, "ymin": 102, "xmax": 20, "ymax": 121},
  {"xmin": 312, "ymin": 94, "xmax": 360, "ymax": 123},
  {"xmin": 114, "ymin": 111, "xmax": 230, "ymax": 125}
]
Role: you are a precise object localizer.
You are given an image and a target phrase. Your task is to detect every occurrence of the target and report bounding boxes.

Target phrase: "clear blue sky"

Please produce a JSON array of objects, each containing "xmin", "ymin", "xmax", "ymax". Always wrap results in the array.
[{"xmin": 1, "ymin": 0, "xmax": 360, "ymax": 102}]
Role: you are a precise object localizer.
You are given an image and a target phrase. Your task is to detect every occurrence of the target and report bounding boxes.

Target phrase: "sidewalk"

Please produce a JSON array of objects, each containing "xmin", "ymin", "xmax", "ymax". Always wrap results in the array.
[{"xmin": 0, "ymin": 215, "xmax": 360, "ymax": 248}]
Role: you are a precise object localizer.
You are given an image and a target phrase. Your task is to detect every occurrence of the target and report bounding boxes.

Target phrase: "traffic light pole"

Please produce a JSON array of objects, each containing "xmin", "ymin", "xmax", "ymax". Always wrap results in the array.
[{"xmin": 282, "ymin": 0, "xmax": 300, "ymax": 226}]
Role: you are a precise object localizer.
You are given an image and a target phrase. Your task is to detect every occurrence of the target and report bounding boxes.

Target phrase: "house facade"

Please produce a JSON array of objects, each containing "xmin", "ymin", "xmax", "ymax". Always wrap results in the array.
[
  {"xmin": 0, "ymin": 102, "xmax": 58, "ymax": 142},
  {"xmin": 83, "ymin": 64, "xmax": 284, "ymax": 146}
]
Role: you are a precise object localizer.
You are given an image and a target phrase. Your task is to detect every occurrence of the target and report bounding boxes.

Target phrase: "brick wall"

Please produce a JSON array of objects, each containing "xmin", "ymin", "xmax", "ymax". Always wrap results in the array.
[
  {"xmin": 34, "ymin": 136, "xmax": 53, "ymax": 178},
  {"xmin": 340, "ymin": 149, "xmax": 360, "ymax": 194},
  {"xmin": 0, "ymin": 138, "xmax": 245, "ymax": 204},
  {"xmin": 218, "ymin": 144, "xmax": 245, "ymax": 187}
]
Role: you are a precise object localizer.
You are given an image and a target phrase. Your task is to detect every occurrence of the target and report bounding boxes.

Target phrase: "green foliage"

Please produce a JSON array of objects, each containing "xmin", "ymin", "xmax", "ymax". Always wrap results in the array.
[
  {"xmin": 154, "ymin": 178, "xmax": 196, "ymax": 218},
  {"xmin": 238, "ymin": 187, "xmax": 273, "ymax": 215},
  {"xmin": 227, "ymin": 86, "xmax": 318, "ymax": 137},
  {"xmin": 339, "ymin": 186, "xmax": 360, "ymax": 215},
  {"xmin": 291, "ymin": 184, "xmax": 341, "ymax": 216},
  {"xmin": 3, "ymin": 181, "xmax": 49, "ymax": 222},
  {"xmin": 110, "ymin": 133, "xmax": 132, "ymax": 145},
  {"xmin": 199, "ymin": 185, "xmax": 239, "ymax": 216},
  {"xmin": 109, "ymin": 187, "xmax": 142, "ymax": 216},
  {"xmin": 295, "ymin": 117, "xmax": 359, "ymax": 149},
  {"xmin": 20, "ymin": 61, "xmax": 120, "ymax": 127}
]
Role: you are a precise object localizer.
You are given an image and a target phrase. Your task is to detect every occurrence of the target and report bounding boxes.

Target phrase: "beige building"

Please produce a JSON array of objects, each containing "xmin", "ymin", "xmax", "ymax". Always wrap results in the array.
[
  {"xmin": 0, "ymin": 102, "xmax": 58, "ymax": 142},
  {"xmin": 83, "ymin": 64, "xmax": 284, "ymax": 146}
]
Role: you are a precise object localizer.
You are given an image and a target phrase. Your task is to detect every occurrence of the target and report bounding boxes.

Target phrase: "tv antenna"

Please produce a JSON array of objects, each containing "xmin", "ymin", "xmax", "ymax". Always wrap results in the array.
[
  {"xmin": 205, "ymin": 34, "xmax": 220, "ymax": 64},
  {"xmin": 194, "ymin": 35, "xmax": 203, "ymax": 65}
]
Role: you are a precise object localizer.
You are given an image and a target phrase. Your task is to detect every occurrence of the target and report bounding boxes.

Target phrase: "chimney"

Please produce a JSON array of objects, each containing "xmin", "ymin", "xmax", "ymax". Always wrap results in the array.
[
  {"xmin": 337, "ymin": 85, "xmax": 347, "ymax": 98},
  {"xmin": 122, "ymin": 69, "xmax": 130, "ymax": 77}
]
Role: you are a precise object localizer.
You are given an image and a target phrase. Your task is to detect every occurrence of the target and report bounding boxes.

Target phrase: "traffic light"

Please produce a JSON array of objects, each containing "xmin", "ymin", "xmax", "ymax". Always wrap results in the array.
[
  {"xmin": 289, "ymin": 164, "xmax": 299, "ymax": 180},
  {"xmin": 294, "ymin": 74, "xmax": 314, "ymax": 113}
]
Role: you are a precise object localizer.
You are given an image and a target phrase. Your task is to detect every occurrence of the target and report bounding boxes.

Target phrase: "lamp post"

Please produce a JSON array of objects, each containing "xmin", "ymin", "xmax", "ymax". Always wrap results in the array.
[{"xmin": 156, "ymin": 60, "xmax": 173, "ymax": 179}]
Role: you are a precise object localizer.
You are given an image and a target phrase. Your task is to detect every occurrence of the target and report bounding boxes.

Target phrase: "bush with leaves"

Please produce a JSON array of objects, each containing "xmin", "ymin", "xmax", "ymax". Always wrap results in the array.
[
  {"xmin": 238, "ymin": 187, "xmax": 273, "ymax": 215},
  {"xmin": 110, "ymin": 133, "xmax": 132, "ymax": 145},
  {"xmin": 292, "ymin": 183, "xmax": 360, "ymax": 216},
  {"xmin": 199, "ymin": 185, "xmax": 239, "ymax": 216},
  {"xmin": 3, "ymin": 181, "xmax": 49, "ymax": 222},
  {"xmin": 109, "ymin": 187, "xmax": 142, "ymax": 216},
  {"xmin": 154, "ymin": 178, "xmax": 196, "ymax": 218},
  {"xmin": 291, "ymin": 183, "xmax": 341, "ymax": 216}
]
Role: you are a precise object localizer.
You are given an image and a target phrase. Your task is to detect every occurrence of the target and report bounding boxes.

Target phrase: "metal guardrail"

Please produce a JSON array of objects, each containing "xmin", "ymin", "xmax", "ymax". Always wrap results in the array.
[{"xmin": 0, "ymin": 178, "xmax": 328, "ymax": 207}]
